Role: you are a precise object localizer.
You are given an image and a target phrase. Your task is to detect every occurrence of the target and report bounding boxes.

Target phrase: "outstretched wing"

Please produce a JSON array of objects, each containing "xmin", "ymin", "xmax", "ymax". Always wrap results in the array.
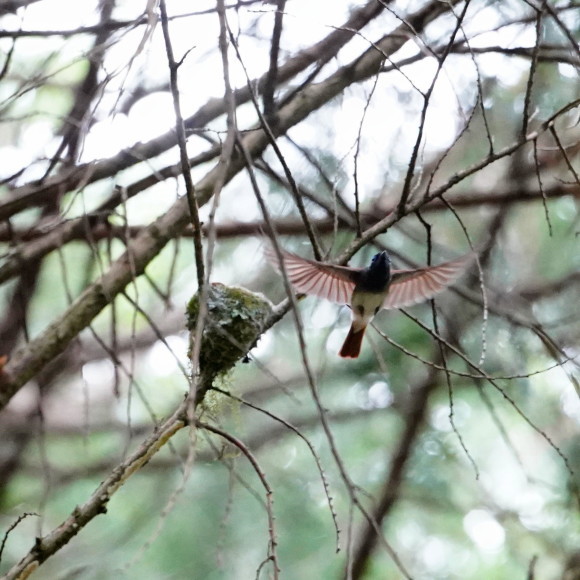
[
  {"xmin": 382, "ymin": 253, "xmax": 474, "ymax": 310},
  {"xmin": 266, "ymin": 246, "xmax": 359, "ymax": 304}
]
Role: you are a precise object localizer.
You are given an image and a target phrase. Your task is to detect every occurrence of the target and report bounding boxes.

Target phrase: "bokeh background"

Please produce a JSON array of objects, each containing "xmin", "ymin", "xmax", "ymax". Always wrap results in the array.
[{"xmin": 0, "ymin": 1, "xmax": 579, "ymax": 578}]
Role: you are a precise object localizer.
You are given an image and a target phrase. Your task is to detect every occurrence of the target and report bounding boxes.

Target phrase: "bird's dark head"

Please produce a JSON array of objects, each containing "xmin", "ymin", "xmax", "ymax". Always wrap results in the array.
[
  {"xmin": 360, "ymin": 251, "xmax": 391, "ymax": 291},
  {"xmin": 370, "ymin": 251, "xmax": 390, "ymax": 268}
]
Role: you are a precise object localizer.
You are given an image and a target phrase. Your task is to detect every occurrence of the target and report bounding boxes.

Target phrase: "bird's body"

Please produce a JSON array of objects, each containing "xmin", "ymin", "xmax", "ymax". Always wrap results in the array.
[
  {"xmin": 341, "ymin": 251, "xmax": 391, "ymax": 357},
  {"xmin": 267, "ymin": 246, "xmax": 473, "ymax": 358}
]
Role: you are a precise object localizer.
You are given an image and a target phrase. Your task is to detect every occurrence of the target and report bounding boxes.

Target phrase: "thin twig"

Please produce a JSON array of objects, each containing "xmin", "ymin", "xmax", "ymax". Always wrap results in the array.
[
  {"xmin": 159, "ymin": 0, "xmax": 205, "ymax": 289},
  {"xmin": 198, "ymin": 420, "xmax": 280, "ymax": 578}
]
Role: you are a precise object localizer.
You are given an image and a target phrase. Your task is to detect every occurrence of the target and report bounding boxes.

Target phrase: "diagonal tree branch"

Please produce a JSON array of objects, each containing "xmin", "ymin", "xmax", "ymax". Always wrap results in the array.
[
  {"xmin": 0, "ymin": 0, "xmax": 465, "ymax": 411},
  {"xmin": 349, "ymin": 365, "xmax": 439, "ymax": 578},
  {"xmin": 0, "ymin": 0, "xmax": 387, "ymax": 222}
]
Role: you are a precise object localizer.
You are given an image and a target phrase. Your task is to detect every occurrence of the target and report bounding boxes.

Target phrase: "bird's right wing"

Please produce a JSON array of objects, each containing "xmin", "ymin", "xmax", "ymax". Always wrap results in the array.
[
  {"xmin": 265, "ymin": 246, "xmax": 359, "ymax": 304},
  {"xmin": 382, "ymin": 253, "xmax": 474, "ymax": 310}
]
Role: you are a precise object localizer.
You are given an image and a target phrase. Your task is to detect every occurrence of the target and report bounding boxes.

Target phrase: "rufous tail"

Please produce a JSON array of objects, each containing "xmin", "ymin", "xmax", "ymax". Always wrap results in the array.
[{"xmin": 339, "ymin": 324, "xmax": 366, "ymax": 358}]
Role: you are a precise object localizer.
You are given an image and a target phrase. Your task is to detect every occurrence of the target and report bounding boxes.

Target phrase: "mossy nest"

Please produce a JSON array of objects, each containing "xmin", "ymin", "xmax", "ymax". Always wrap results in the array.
[{"xmin": 186, "ymin": 283, "xmax": 273, "ymax": 382}]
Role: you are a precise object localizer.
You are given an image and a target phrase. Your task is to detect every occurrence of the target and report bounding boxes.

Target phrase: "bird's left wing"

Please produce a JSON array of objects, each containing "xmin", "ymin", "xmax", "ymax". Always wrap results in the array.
[
  {"xmin": 266, "ymin": 247, "xmax": 359, "ymax": 304},
  {"xmin": 382, "ymin": 253, "xmax": 474, "ymax": 310}
]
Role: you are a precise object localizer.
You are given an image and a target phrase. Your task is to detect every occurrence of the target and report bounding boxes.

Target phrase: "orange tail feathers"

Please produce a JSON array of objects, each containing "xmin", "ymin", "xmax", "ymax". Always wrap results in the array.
[{"xmin": 339, "ymin": 325, "xmax": 367, "ymax": 358}]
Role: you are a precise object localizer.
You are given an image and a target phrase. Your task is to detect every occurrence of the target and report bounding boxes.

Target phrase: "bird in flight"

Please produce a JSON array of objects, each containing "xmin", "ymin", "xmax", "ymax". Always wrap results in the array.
[{"xmin": 267, "ymin": 246, "xmax": 473, "ymax": 358}]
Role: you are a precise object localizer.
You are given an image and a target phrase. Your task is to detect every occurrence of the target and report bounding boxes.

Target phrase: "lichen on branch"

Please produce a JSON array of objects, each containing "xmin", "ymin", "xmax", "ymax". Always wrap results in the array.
[{"xmin": 186, "ymin": 283, "xmax": 273, "ymax": 385}]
